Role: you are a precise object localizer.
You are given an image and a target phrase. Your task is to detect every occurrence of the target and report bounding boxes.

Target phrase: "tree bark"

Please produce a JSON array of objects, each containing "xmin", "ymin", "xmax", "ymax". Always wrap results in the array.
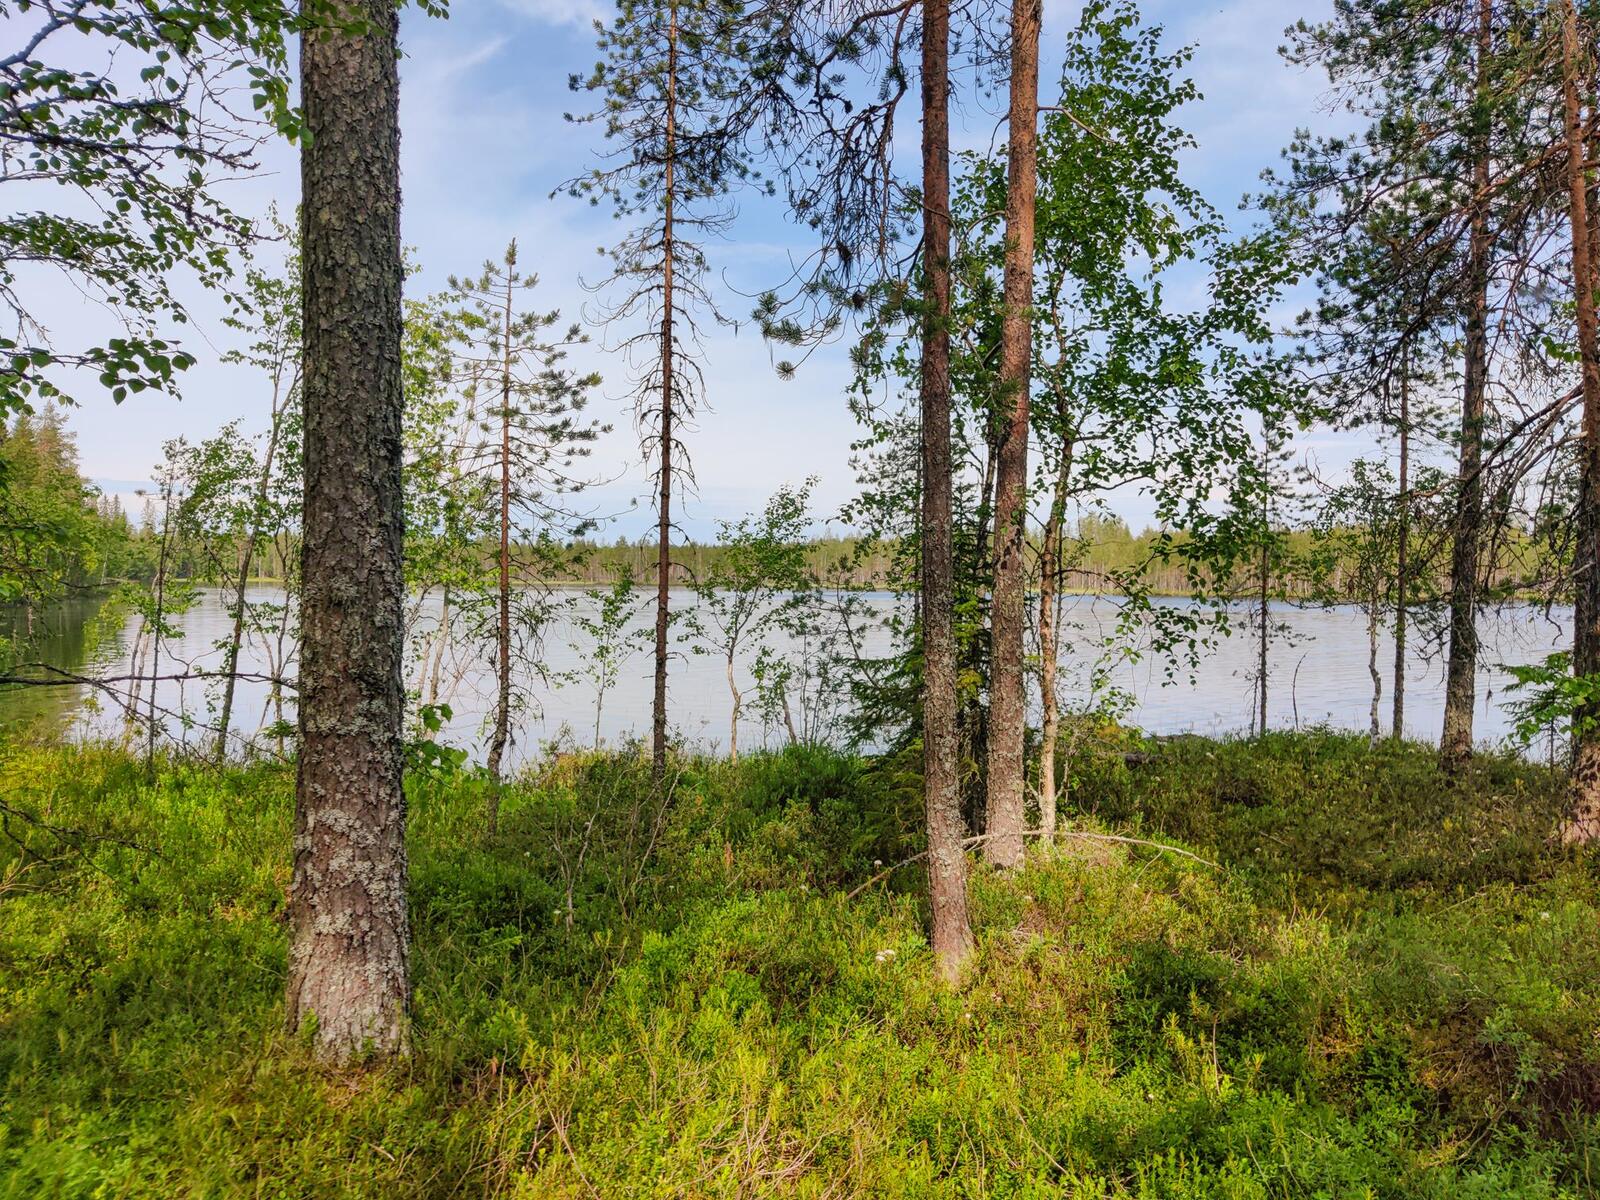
[
  {"xmin": 215, "ymin": 381, "xmax": 289, "ymax": 762},
  {"xmin": 1560, "ymin": 0, "xmax": 1600, "ymax": 842},
  {"xmin": 1254, "ymin": 422, "xmax": 1272, "ymax": 738},
  {"xmin": 1037, "ymin": 432, "xmax": 1071, "ymax": 842},
  {"xmin": 725, "ymin": 649, "xmax": 740, "ymax": 761},
  {"xmin": 1392, "ymin": 358, "xmax": 1409, "ymax": 739},
  {"xmin": 1439, "ymin": 0, "xmax": 1493, "ymax": 768},
  {"xmin": 286, "ymin": 0, "xmax": 410, "ymax": 1062},
  {"xmin": 1256, "ymin": 523, "xmax": 1269, "ymax": 737},
  {"xmin": 485, "ymin": 259, "xmax": 515, "ymax": 825},
  {"xmin": 920, "ymin": 0, "xmax": 973, "ymax": 980},
  {"xmin": 1367, "ymin": 587, "xmax": 1382, "ymax": 747},
  {"xmin": 983, "ymin": 0, "xmax": 1041, "ymax": 871},
  {"xmin": 651, "ymin": 0, "xmax": 679, "ymax": 787}
]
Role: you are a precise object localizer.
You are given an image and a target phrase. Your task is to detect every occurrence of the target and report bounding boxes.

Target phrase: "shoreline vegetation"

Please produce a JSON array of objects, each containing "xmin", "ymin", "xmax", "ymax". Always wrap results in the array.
[{"xmin": 2, "ymin": 729, "xmax": 1594, "ymax": 1196}]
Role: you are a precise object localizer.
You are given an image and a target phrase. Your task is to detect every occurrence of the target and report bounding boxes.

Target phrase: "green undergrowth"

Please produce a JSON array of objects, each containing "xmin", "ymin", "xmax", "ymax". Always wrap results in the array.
[{"xmin": 1, "ymin": 732, "xmax": 1597, "ymax": 1197}]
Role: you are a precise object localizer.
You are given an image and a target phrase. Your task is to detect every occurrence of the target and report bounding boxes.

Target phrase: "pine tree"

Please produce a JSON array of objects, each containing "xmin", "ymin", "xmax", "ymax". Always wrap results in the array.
[
  {"xmin": 983, "ymin": 0, "xmax": 1043, "ymax": 871},
  {"xmin": 1279, "ymin": 0, "xmax": 1565, "ymax": 766},
  {"xmin": 285, "ymin": 0, "xmax": 410, "ymax": 1062},
  {"xmin": 566, "ymin": 0, "xmax": 759, "ymax": 785},
  {"xmin": 442, "ymin": 243, "xmax": 603, "ymax": 817}
]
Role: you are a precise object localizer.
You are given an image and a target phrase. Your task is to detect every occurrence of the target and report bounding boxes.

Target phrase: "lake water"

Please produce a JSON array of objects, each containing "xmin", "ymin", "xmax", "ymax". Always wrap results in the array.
[{"xmin": 0, "ymin": 585, "xmax": 1575, "ymax": 765}]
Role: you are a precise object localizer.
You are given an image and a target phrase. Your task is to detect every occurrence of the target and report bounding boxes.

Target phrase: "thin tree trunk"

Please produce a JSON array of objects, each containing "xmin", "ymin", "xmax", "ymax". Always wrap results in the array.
[
  {"xmin": 725, "ymin": 648, "xmax": 740, "ymax": 761},
  {"xmin": 485, "ymin": 265, "xmax": 515, "ymax": 819},
  {"xmin": 984, "ymin": 0, "xmax": 1041, "ymax": 871},
  {"xmin": 1440, "ymin": 0, "xmax": 1493, "ymax": 767},
  {"xmin": 1367, "ymin": 588, "xmax": 1382, "ymax": 747},
  {"xmin": 1393, "ymin": 358, "xmax": 1409, "ymax": 739},
  {"xmin": 780, "ymin": 686, "xmax": 798, "ymax": 745},
  {"xmin": 1256, "ymin": 430, "xmax": 1270, "ymax": 738},
  {"xmin": 651, "ymin": 0, "xmax": 679, "ymax": 786},
  {"xmin": 214, "ymin": 538, "xmax": 253, "ymax": 761},
  {"xmin": 147, "ymin": 482, "xmax": 173, "ymax": 778},
  {"xmin": 215, "ymin": 383, "xmax": 289, "ymax": 761},
  {"xmin": 1560, "ymin": 0, "xmax": 1600, "ymax": 841},
  {"xmin": 920, "ymin": 0, "xmax": 973, "ymax": 981},
  {"xmin": 286, "ymin": 0, "xmax": 409, "ymax": 1062},
  {"xmin": 1037, "ymin": 433, "xmax": 1071, "ymax": 842}
]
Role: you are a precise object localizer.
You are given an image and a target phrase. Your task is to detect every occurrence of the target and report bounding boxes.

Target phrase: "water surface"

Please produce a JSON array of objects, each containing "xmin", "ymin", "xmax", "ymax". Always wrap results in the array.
[{"xmin": 0, "ymin": 586, "xmax": 1573, "ymax": 764}]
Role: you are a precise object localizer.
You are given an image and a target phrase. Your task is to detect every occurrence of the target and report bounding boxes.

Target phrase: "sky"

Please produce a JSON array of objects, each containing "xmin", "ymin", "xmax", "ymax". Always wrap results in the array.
[{"xmin": 58, "ymin": 0, "xmax": 1347, "ymax": 539}]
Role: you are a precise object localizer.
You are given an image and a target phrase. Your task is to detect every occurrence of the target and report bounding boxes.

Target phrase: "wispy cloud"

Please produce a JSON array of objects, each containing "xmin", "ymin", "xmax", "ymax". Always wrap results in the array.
[{"xmin": 493, "ymin": 0, "xmax": 603, "ymax": 30}]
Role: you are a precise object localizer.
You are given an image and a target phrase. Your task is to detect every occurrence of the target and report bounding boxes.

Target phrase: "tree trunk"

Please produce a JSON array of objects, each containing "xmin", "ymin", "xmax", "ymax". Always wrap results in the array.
[
  {"xmin": 725, "ymin": 649, "xmax": 740, "ymax": 761},
  {"xmin": 286, "ymin": 0, "xmax": 409, "ymax": 1063},
  {"xmin": 1440, "ymin": 0, "xmax": 1493, "ymax": 768},
  {"xmin": 919, "ymin": 0, "xmax": 973, "ymax": 981},
  {"xmin": 1560, "ymin": 0, "xmax": 1600, "ymax": 842},
  {"xmin": 216, "ymin": 387, "xmax": 288, "ymax": 761},
  {"xmin": 1037, "ymin": 433, "xmax": 1071, "ymax": 842},
  {"xmin": 485, "ymin": 266, "xmax": 515, "ymax": 820},
  {"xmin": 1367, "ymin": 588, "xmax": 1382, "ymax": 747},
  {"xmin": 1254, "ymin": 424, "xmax": 1271, "ymax": 739},
  {"xmin": 1392, "ymin": 359, "xmax": 1409, "ymax": 739},
  {"xmin": 651, "ymin": 0, "xmax": 679, "ymax": 786},
  {"xmin": 983, "ymin": 0, "xmax": 1041, "ymax": 871},
  {"xmin": 214, "ymin": 538, "xmax": 253, "ymax": 761},
  {"xmin": 426, "ymin": 587, "xmax": 450, "ymax": 708}
]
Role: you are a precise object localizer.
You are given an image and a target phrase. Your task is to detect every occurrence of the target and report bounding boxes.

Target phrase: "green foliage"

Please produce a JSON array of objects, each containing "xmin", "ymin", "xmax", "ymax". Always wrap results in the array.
[
  {"xmin": 0, "ymin": 733, "xmax": 1595, "ymax": 1196},
  {"xmin": 0, "ymin": 407, "xmax": 134, "ymax": 611},
  {"xmin": 1502, "ymin": 652, "xmax": 1600, "ymax": 751},
  {"xmin": 0, "ymin": 0, "xmax": 305, "ymax": 414}
]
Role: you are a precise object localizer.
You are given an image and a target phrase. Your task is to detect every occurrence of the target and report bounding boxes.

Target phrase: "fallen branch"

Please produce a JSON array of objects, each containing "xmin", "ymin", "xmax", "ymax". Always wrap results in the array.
[{"xmin": 843, "ymin": 827, "xmax": 1216, "ymax": 900}]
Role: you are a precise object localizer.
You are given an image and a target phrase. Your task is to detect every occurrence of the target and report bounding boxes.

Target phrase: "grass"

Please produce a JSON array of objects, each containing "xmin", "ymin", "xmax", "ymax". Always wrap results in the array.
[{"xmin": 0, "ymin": 731, "xmax": 1597, "ymax": 1196}]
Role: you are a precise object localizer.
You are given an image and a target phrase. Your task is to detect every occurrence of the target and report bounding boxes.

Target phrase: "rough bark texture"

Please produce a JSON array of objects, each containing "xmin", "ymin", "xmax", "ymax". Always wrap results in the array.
[
  {"xmin": 651, "ymin": 2, "xmax": 678, "ymax": 788},
  {"xmin": 983, "ymin": 0, "xmax": 1041, "ymax": 871},
  {"xmin": 286, "ymin": 0, "xmax": 410, "ymax": 1061},
  {"xmin": 1561, "ymin": 0, "xmax": 1600, "ymax": 842},
  {"xmin": 1439, "ymin": 0, "xmax": 1493, "ymax": 767},
  {"xmin": 919, "ymin": 0, "xmax": 973, "ymax": 983}
]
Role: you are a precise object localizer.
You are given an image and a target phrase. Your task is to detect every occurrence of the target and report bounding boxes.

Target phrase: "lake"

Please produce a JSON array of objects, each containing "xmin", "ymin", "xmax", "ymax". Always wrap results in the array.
[{"xmin": 0, "ymin": 585, "xmax": 1575, "ymax": 765}]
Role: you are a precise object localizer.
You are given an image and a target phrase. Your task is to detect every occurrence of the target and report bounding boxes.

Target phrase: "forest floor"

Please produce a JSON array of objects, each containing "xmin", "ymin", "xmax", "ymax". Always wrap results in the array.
[{"xmin": 1, "ymin": 730, "xmax": 1596, "ymax": 1198}]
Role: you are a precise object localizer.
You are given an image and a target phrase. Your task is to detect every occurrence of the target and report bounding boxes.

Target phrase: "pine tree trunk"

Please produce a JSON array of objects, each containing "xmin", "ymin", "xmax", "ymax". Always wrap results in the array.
[
  {"xmin": 1440, "ymin": 0, "xmax": 1493, "ymax": 768},
  {"xmin": 920, "ymin": 0, "xmax": 973, "ymax": 980},
  {"xmin": 1559, "ymin": 0, "xmax": 1600, "ymax": 842},
  {"xmin": 286, "ymin": 0, "xmax": 409, "ymax": 1062},
  {"xmin": 984, "ymin": 0, "xmax": 1041, "ymax": 871},
  {"xmin": 651, "ymin": 1, "xmax": 679, "ymax": 787},
  {"xmin": 1393, "ymin": 361, "xmax": 1409, "ymax": 739}
]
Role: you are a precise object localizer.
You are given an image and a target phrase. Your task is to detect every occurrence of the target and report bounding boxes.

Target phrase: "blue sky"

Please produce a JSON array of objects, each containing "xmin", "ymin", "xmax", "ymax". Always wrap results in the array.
[{"xmin": 71, "ymin": 0, "xmax": 1347, "ymax": 538}]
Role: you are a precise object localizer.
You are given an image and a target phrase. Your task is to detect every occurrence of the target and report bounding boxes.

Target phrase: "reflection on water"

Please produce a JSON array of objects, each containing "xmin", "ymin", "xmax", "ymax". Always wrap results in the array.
[
  {"xmin": 0, "ymin": 594, "xmax": 127, "ymax": 729},
  {"xmin": 0, "ymin": 585, "xmax": 1576, "ymax": 764}
]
